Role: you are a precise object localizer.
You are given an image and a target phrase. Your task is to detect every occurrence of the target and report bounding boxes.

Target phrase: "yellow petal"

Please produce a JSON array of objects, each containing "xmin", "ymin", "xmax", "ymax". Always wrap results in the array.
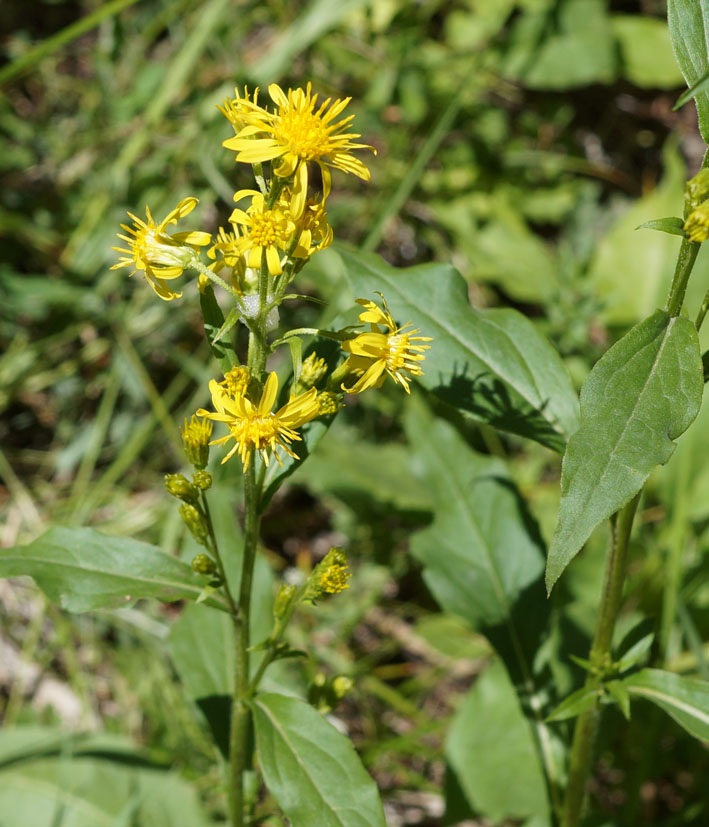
[{"xmin": 259, "ymin": 372, "xmax": 279, "ymax": 414}]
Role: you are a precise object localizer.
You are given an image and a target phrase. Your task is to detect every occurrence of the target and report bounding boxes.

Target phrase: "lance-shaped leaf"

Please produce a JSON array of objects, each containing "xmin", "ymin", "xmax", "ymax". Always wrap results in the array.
[
  {"xmin": 546, "ymin": 310, "xmax": 702, "ymax": 591},
  {"xmin": 0, "ymin": 527, "xmax": 227, "ymax": 613},
  {"xmin": 199, "ymin": 282, "xmax": 238, "ymax": 373},
  {"xmin": 252, "ymin": 693, "xmax": 386, "ymax": 827},
  {"xmin": 339, "ymin": 246, "xmax": 579, "ymax": 452},
  {"xmin": 621, "ymin": 668, "xmax": 709, "ymax": 741},
  {"xmin": 668, "ymin": 0, "xmax": 709, "ymax": 144}
]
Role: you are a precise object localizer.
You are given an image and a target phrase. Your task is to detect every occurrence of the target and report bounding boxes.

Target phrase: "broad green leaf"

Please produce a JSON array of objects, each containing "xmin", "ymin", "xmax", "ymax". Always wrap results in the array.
[
  {"xmin": 545, "ymin": 686, "xmax": 600, "ymax": 722},
  {"xmin": 339, "ymin": 246, "xmax": 579, "ymax": 452},
  {"xmin": 446, "ymin": 660, "xmax": 550, "ymax": 822},
  {"xmin": 612, "ymin": 15, "xmax": 684, "ymax": 89},
  {"xmin": 668, "ymin": 0, "xmax": 709, "ymax": 144},
  {"xmin": 405, "ymin": 395, "xmax": 545, "ymax": 628},
  {"xmin": 252, "ymin": 692, "xmax": 386, "ymax": 827},
  {"xmin": 0, "ymin": 527, "xmax": 228, "ymax": 612},
  {"xmin": 546, "ymin": 310, "xmax": 703, "ymax": 591},
  {"xmin": 622, "ymin": 668, "xmax": 709, "ymax": 740},
  {"xmin": 636, "ymin": 217, "xmax": 686, "ymax": 237},
  {"xmin": 0, "ymin": 727, "xmax": 210, "ymax": 827}
]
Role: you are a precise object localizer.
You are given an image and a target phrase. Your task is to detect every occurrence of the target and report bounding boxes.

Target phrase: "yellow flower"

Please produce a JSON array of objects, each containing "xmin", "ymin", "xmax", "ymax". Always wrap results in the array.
[
  {"xmin": 217, "ymin": 86, "xmax": 260, "ymax": 134},
  {"xmin": 219, "ymin": 365, "xmax": 250, "ymax": 397},
  {"xmin": 180, "ymin": 415, "xmax": 213, "ymax": 469},
  {"xmin": 111, "ymin": 197, "xmax": 211, "ymax": 300},
  {"xmin": 229, "ymin": 190, "xmax": 296, "ymax": 276},
  {"xmin": 196, "ymin": 372, "xmax": 319, "ymax": 469},
  {"xmin": 342, "ymin": 294, "xmax": 432, "ymax": 394},
  {"xmin": 685, "ymin": 202, "xmax": 709, "ymax": 243},
  {"xmin": 222, "ymin": 83, "xmax": 375, "ymax": 218},
  {"xmin": 290, "ymin": 195, "xmax": 333, "ymax": 259},
  {"xmin": 207, "ymin": 227, "xmax": 247, "ymax": 292},
  {"xmin": 316, "ymin": 548, "xmax": 351, "ymax": 595}
]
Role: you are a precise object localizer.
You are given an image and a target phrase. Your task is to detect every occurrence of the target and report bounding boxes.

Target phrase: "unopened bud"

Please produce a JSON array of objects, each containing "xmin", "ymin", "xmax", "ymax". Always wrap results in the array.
[
  {"xmin": 685, "ymin": 202, "xmax": 709, "ymax": 243},
  {"xmin": 179, "ymin": 503, "xmax": 209, "ymax": 546},
  {"xmin": 192, "ymin": 470, "xmax": 212, "ymax": 490},
  {"xmin": 300, "ymin": 353, "xmax": 328, "ymax": 388},
  {"xmin": 191, "ymin": 553, "xmax": 217, "ymax": 575},
  {"xmin": 180, "ymin": 415, "xmax": 212, "ymax": 469},
  {"xmin": 317, "ymin": 391, "xmax": 342, "ymax": 416},
  {"xmin": 274, "ymin": 583, "xmax": 298, "ymax": 621},
  {"xmin": 686, "ymin": 169, "xmax": 709, "ymax": 211},
  {"xmin": 165, "ymin": 473, "xmax": 199, "ymax": 504},
  {"xmin": 332, "ymin": 675, "xmax": 353, "ymax": 700}
]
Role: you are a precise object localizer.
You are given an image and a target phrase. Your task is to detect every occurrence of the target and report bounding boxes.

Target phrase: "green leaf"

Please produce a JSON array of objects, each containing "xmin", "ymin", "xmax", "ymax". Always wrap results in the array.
[
  {"xmin": 668, "ymin": 0, "xmax": 709, "ymax": 144},
  {"xmin": 636, "ymin": 217, "xmax": 686, "ymax": 237},
  {"xmin": 405, "ymin": 395, "xmax": 545, "ymax": 627},
  {"xmin": 0, "ymin": 727, "xmax": 210, "ymax": 827},
  {"xmin": 446, "ymin": 660, "xmax": 550, "ymax": 822},
  {"xmin": 0, "ymin": 527, "xmax": 228, "ymax": 612},
  {"xmin": 199, "ymin": 282, "xmax": 238, "ymax": 373},
  {"xmin": 546, "ymin": 310, "xmax": 703, "ymax": 592},
  {"xmin": 612, "ymin": 15, "xmax": 684, "ymax": 89},
  {"xmin": 616, "ymin": 632, "xmax": 654, "ymax": 673},
  {"xmin": 546, "ymin": 686, "xmax": 600, "ymax": 722},
  {"xmin": 339, "ymin": 246, "xmax": 579, "ymax": 452},
  {"xmin": 621, "ymin": 668, "xmax": 709, "ymax": 740},
  {"xmin": 252, "ymin": 692, "xmax": 386, "ymax": 827},
  {"xmin": 675, "ymin": 65, "xmax": 709, "ymax": 110},
  {"xmin": 212, "ymin": 306, "xmax": 240, "ymax": 345},
  {"xmin": 606, "ymin": 680, "xmax": 631, "ymax": 720}
]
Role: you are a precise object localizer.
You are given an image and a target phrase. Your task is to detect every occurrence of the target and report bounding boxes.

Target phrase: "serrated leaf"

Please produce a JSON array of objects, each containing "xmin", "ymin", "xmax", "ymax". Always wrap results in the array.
[
  {"xmin": 405, "ymin": 395, "xmax": 545, "ymax": 627},
  {"xmin": 546, "ymin": 686, "xmax": 600, "ymax": 722},
  {"xmin": 606, "ymin": 680, "xmax": 631, "ymax": 720},
  {"xmin": 446, "ymin": 661, "xmax": 549, "ymax": 822},
  {"xmin": 668, "ymin": 0, "xmax": 709, "ymax": 144},
  {"xmin": 546, "ymin": 310, "xmax": 702, "ymax": 592},
  {"xmin": 0, "ymin": 527, "xmax": 228, "ymax": 612},
  {"xmin": 339, "ymin": 246, "xmax": 579, "ymax": 452},
  {"xmin": 621, "ymin": 668, "xmax": 709, "ymax": 740},
  {"xmin": 252, "ymin": 693, "xmax": 386, "ymax": 827},
  {"xmin": 636, "ymin": 217, "xmax": 686, "ymax": 237}
]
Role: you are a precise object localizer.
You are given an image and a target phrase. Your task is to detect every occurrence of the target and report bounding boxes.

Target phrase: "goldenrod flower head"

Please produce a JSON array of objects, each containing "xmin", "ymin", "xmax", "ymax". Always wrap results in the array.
[
  {"xmin": 222, "ymin": 83, "xmax": 375, "ymax": 218},
  {"xmin": 196, "ymin": 371, "xmax": 320, "ymax": 470},
  {"xmin": 290, "ymin": 195, "xmax": 333, "ymax": 258},
  {"xmin": 341, "ymin": 294, "xmax": 432, "ymax": 394},
  {"xmin": 299, "ymin": 353, "xmax": 328, "ymax": 388},
  {"xmin": 317, "ymin": 548, "xmax": 351, "ymax": 594},
  {"xmin": 218, "ymin": 86, "xmax": 260, "ymax": 134},
  {"xmin": 111, "ymin": 197, "xmax": 211, "ymax": 300},
  {"xmin": 219, "ymin": 366, "xmax": 250, "ymax": 397},
  {"xmin": 685, "ymin": 202, "xmax": 709, "ymax": 242},
  {"xmin": 208, "ymin": 226, "xmax": 246, "ymax": 283},
  {"xmin": 180, "ymin": 415, "xmax": 213, "ymax": 469},
  {"xmin": 191, "ymin": 552, "xmax": 217, "ymax": 575},
  {"xmin": 229, "ymin": 190, "xmax": 295, "ymax": 276},
  {"xmin": 317, "ymin": 391, "xmax": 342, "ymax": 416}
]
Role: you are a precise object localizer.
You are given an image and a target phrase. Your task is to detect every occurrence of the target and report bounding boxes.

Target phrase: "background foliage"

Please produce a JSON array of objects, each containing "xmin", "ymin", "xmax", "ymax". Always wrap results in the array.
[{"xmin": 2, "ymin": 0, "xmax": 709, "ymax": 824}]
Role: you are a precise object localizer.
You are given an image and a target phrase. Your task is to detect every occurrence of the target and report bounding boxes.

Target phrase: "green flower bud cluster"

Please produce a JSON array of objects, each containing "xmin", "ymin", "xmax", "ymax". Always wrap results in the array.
[
  {"xmin": 192, "ymin": 469, "xmax": 212, "ymax": 490},
  {"xmin": 307, "ymin": 672, "xmax": 354, "ymax": 713},
  {"xmin": 191, "ymin": 552, "xmax": 217, "ymax": 575}
]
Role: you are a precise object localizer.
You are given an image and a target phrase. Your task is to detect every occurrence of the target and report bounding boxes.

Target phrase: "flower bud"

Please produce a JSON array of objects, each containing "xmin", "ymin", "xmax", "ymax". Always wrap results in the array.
[
  {"xmin": 192, "ymin": 470, "xmax": 212, "ymax": 490},
  {"xmin": 180, "ymin": 415, "xmax": 212, "ymax": 469},
  {"xmin": 317, "ymin": 391, "xmax": 342, "ymax": 416},
  {"xmin": 165, "ymin": 473, "xmax": 199, "ymax": 504},
  {"xmin": 191, "ymin": 552, "xmax": 217, "ymax": 575},
  {"xmin": 300, "ymin": 353, "xmax": 328, "ymax": 388},
  {"xmin": 273, "ymin": 583, "xmax": 298, "ymax": 621},
  {"xmin": 686, "ymin": 169, "xmax": 709, "ymax": 211},
  {"xmin": 179, "ymin": 503, "xmax": 209, "ymax": 546},
  {"xmin": 331, "ymin": 675, "xmax": 353, "ymax": 700},
  {"xmin": 685, "ymin": 202, "xmax": 709, "ymax": 243}
]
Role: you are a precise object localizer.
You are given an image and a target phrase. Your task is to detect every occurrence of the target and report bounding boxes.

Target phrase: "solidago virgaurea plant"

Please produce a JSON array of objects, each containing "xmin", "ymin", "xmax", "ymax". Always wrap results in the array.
[{"xmin": 111, "ymin": 82, "xmax": 429, "ymax": 826}]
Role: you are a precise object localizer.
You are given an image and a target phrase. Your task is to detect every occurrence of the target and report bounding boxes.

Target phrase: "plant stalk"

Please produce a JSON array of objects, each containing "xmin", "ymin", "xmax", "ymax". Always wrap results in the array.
[
  {"xmin": 561, "ymin": 492, "xmax": 640, "ymax": 827},
  {"xmin": 665, "ymin": 238, "xmax": 700, "ymax": 317}
]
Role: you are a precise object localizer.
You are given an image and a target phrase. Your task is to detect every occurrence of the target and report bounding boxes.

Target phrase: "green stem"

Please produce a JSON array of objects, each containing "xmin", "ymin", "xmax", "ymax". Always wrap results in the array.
[
  {"xmin": 695, "ymin": 288, "xmax": 709, "ymax": 331},
  {"xmin": 665, "ymin": 238, "xmax": 701, "ymax": 317},
  {"xmin": 561, "ymin": 493, "xmax": 640, "ymax": 827},
  {"xmin": 201, "ymin": 491, "xmax": 238, "ymax": 618}
]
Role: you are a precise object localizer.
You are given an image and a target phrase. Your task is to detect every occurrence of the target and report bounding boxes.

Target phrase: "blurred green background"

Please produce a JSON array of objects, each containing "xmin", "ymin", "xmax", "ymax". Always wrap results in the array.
[{"xmin": 3, "ymin": 1, "xmax": 709, "ymax": 824}]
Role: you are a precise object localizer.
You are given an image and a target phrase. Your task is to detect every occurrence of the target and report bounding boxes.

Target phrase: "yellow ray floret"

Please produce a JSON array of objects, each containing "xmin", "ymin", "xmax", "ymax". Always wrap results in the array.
[
  {"xmin": 342, "ymin": 294, "xmax": 432, "ymax": 394},
  {"xmin": 196, "ymin": 371, "xmax": 320, "ymax": 470},
  {"xmin": 229, "ymin": 190, "xmax": 296, "ymax": 276},
  {"xmin": 222, "ymin": 83, "xmax": 375, "ymax": 218},
  {"xmin": 111, "ymin": 197, "xmax": 211, "ymax": 300}
]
